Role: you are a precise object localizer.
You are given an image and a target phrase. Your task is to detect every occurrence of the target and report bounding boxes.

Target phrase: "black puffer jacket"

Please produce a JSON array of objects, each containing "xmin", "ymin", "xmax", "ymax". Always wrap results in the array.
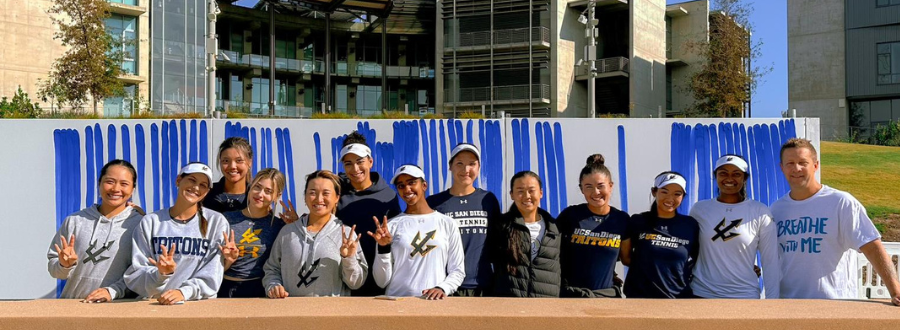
[{"xmin": 490, "ymin": 207, "xmax": 561, "ymax": 297}]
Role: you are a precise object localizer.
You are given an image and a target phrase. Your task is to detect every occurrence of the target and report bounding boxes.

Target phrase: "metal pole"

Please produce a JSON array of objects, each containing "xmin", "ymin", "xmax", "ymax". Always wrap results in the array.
[
  {"xmin": 528, "ymin": 0, "xmax": 533, "ymax": 117},
  {"xmin": 268, "ymin": 2, "xmax": 276, "ymax": 116},
  {"xmin": 206, "ymin": 0, "xmax": 218, "ymax": 117},
  {"xmin": 747, "ymin": 31, "xmax": 752, "ymax": 118},
  {"xmin": 325, "ymin": 12, "xmax": 332, "ymax": 113},
  {"xmin": 587, "ymin": 0, "xmax": 596, "ymax": 118},
  {"xmin": 382, "ymin": 17, "xmax": 387, "ymax": 112}
]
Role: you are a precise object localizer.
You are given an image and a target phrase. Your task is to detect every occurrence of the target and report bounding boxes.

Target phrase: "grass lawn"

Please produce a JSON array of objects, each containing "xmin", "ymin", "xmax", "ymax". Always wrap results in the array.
[{"xmin": 820, "ymin": 141, "xmax": 900, "ymax": 240}]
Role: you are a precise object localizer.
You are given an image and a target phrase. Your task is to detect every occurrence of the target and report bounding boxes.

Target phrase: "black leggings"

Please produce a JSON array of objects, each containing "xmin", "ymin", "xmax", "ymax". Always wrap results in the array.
[{"xmin": 218, "ymin": 278, "xmax": 266, "ymax": 298}]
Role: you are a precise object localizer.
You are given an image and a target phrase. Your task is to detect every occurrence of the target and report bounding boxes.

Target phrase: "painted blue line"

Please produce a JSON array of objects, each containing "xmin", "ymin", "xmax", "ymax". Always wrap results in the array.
[
  {"xmin": 267, "ymin": 128, "xmax": 274, "ymax": 171},
  {"xmin": 331, "ymin": 137, "xmax": 339, "ymax": 173},
  {"xmin": 753, "ymin": 125, "xmax": 769, "ymax": 205},
  {"xmin": 94, "ymin": 124, "xmax": 103, "ymax": 192},
  {"xmin": 284, "ymin": 128, "xmax": 297, "ymax": 205},
  {"xmin": 248, "ymin": 127, "xmax": 257, "ymax": 176},
  {"xmin": 487, "ymin": 120, "xmax": 503, "ymax": 200},
  {"xmin": 695, "ymin": 125, "xmax": 710, "ymax": 202},
  {"xmin": 617, "ymin": 125, "xmax": 629, "ymax": 214},
  {"xmin": 418, "ymin": 120, "xmax": 431, "ymax": 191},
  {"xmin": 169, "ymin": 120, "xmax": 178, "ymax": 207},
  {"xmin": 769, "ymin": 124, "xmax": 784, "ymax": 201},
  {"xmin": 670, "ymin": 123, "xmax": 679, "ymax": 171},
  {"xmin": 121, "ymin": 125, "xmax": 131, "ymax": 163},
  {"xmin": 747, "ymin": 128, "xmax": 759, "ymax": 201},
  {"xmin": 542, "ymin": 122, "xmax": 558, "ymax": 216},
  {"xmin": 392, "ymin": 122, "xmax": 403, "ymax": 171},
  {"xmin": 717, "ymin": 123, "xmax": 727, "ymax": 157},
  {"xmin": 225, "ymin": 121, "xmax": 233, "ymax": 139},
  {"xmin": 314, "ymin": 133, "xmax": 322, "ymax": 170},
  {"xmin": 521, "ymin": 118, "xmax": 531, "ymax": 172},
  {"xmin": 161, "ymin": 121, "xmax": 170, "ymax": 209},
  {"xmin": 135, "ymin": 124, "xmax": 147, "ymax": 212},
  {"xmin": 275, "ymin": 128, "xmax": 288, "ymax": 205},
  {"xmin": 732, "ymin": 123, "xmax": 742, "ymax": 157},
  {"xmin": 180, "ymin": 119, "xmax": 187, "ymax": 169},
  {"xmin": 448, "ymin": 119, "xmax": 458, "ymax": 153},
  {"xmin": 455, "ymin": 120, "xmax": 464, "ymax": 147},
  {"xmin": 739, "ymin": 124, "xmax": 752, "ymax": 199},
  {"xmin": 535, "ymin": 122, "xmax": 548, "ymax": 211},
  {"xmin": 682, "ymin": 124, "xmax": 695, "ymax": 214},
  {"xmin": 477, "ymin": 119, "xmax": 486, "ymax": 189},
  {"xmin": 466, "ymin": 120, "xmax": 474, "ymax": 145},
  {"xmin": 553, "ymin": 123, "xmax": 567, "ymax": 213},
  {"xmin": 439, "ymin": 120, "xmax": 448, "ymax": 187},
  {"xmin": 429, "ymin": 120, "xmax": 440, "ymax": 192},
  {"xmin": 709, "ymin": 124, "xmax": 720, "ymax": 168},
  {"xmin": 85, "ymin": 126, "xmax": 95, "ymax": 207},
  {"xmin": 723, "ymin": 122, "xmax": 735, "ymax": 155},
  {"xmin": 151, "ymin": 123, "xmax": 160, "ymax": 211},
  {"xmin": 511, "ymin": 119, "xmax": 522, "ymax": 174},
  {"xmin": 200, "ymin": 120, "xmax": 208, "ymax": 165},
  {"xmin": 53, "ymin": 130, "xmax": 64, "ymax": 298},
  {"xmin": 262, "ymin": 128, "xmax": 270, "ymax": 171},
  {"xmin": 108, "ymin": 124, "xmax": 117, "ymax": 161},
  {"xmin": 189, "ymin": 120, "xmax": 198, "ymax": 163}
]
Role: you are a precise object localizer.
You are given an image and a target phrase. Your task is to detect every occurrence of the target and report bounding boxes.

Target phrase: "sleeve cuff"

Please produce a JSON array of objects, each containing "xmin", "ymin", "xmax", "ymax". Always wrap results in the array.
[
  {"xmin": 104, "ymin": 287, "xmax": 118, "ymax": 300},
  {"xmin": 178, "ymin": 287, "xmax": 194, "ymax": 301},
  {"xmin": 377, "ymin": 244, "xmax": 392, "ymax": 254}
]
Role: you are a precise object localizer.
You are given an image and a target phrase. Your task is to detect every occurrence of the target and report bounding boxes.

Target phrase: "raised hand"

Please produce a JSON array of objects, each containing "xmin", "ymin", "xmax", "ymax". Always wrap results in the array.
[
  {"xmin": 422, "ymin": 287, "xmax": 446, "ymax": 300},
  {"xmin": 158, "ymin": 289, "xmax": 185, "ymax": 305},
  {"xmin": 148, "ymin": 243, "xmax": 177, "ymax": 275},
  {"xmin": 82, "ymin": 288, "xmax": 112, "ymax": 303},
  {"xmin": 267, "ymin": 285, "xmax": 289, "ymax": 299},
  {"xmin": 367, "ymin": 216, "xmax": 393, "ymax": 247},
  {"xmin": 279, "ymin": 200, "xmax": 300, "ymax": 224},
  {"xmin": 340, "ymin": 225, "xmax": 361, "ymax": 258},
  {"xmin": 54, "ymin": 235, "xmax": 78, "ymax": 268},
  {"xmin": 219, "ymin": 230, "xmax": 239, "ymax": 268}
]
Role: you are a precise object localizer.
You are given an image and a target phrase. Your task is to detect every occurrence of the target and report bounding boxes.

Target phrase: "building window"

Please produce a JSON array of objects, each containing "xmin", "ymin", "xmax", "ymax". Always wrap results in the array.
[
  {"xmin": 109, "ymin": 0, "xmax": 138, "ymax": 5},
  {"xmin": 356, "ymin": 85, "xmax": 382, "ymax": 116},
  {"xmin": 104, "ymin": 85, "xmax": 136, "ymax": 117},
  {"xmin": 877, "ymin": 42, "xmax": 900, "ymax": 85},
  {"xmin": 876, "ymin": 0, "xmax": 900, "ymax": 7},
  {"xmin": 105, "ymin": 14, "xmax": 138, "ymax": 75}
]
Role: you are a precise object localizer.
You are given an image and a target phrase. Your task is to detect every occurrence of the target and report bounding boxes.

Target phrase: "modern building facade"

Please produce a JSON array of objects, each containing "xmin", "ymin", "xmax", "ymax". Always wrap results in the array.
[{"xmin": 789, "ymin": 0, "xmax": 900, "ymax": 140}]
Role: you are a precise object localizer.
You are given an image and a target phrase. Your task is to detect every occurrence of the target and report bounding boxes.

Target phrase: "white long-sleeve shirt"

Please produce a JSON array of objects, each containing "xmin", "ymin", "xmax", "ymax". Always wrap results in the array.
[
  {"xmin": 689, "ymin": 199, "xmax": 781, "ymax": 299},
  {"xmin": 373, "ymin": 211, "xmax": 466, "ymax": 296}
]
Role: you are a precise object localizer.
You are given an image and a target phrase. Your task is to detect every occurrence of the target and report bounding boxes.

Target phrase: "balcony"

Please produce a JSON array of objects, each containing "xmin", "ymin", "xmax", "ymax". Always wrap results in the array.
[
  {"xmin": 445, "ymin": 84, "xmax": 551, "ymax": 106},
  {"xmin": 568, "ymin": 0, "xmax": 628, "ymax": 9},
  {"xmin": 357, "ymin": 62, "xmax": 436, "ymax": 79},
  {"xmin": 445, "ymin": 27, "xmax": 551, "ymax": 51},
  {"xmin": 215, "ymin": 100, "xmax": 314, "ymax": 118},
  {"xmin": 217, "ymin": 54, "xmax": 433, "ymax": 79},
  {"xmin": 575, "ymin": 56, "xmax": 629, "ymax": 80}
]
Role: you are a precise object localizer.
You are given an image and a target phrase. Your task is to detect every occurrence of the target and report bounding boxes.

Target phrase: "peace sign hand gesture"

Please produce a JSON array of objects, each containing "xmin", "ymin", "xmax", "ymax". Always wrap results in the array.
[
  {"xmin": 279, "ymin": 200, "xmax": 300, "ymax": 224},
  {"xmin": 148, "ymin": 244, "xmax": 177, "ymax": 275},
  {"xmin": 219, "ymin": 230, "xmax": 239, "ymax": 269},
  {"xmin": 367, "ymin": 216, "xmax": 393, "ymax": 247},
  {"xmin": 54, "ymin": 235, "xmax": 78, "ymax": 268},
  {"xmin": 340, "ymin": 225, "xmax": 361, "ymax": 258}
]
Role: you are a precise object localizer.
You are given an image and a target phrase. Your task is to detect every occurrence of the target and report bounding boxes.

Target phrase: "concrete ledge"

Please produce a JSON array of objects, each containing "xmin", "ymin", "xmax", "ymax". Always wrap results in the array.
[{"xmin": 1, "ymin": 298, "xmax": 898, "ymax": 329}]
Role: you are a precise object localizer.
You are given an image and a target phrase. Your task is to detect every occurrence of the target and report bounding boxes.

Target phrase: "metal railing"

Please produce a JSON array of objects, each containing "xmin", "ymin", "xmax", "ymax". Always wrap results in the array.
[
  {"xmin": 449, "ymin": 84, "xmax": 551, "ymax": 103},
  {"xmin": 215, "ymin": 100, "xmax": 313, "ymax": 118},
  {"xmin": 449, "ymin": 27, "xmax": 551, "ymax": 48},
  {"xmin": 218, "ymin": 54, "xmax": 433, "ymax": 78},
  {"xmin": 596, "ymin": 56, "xmax": 629, "ymax": 74}
]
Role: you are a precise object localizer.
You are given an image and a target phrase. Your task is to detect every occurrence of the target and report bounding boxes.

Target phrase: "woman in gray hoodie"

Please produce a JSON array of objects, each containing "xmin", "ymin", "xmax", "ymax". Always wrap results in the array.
[
  {"xmin": 264, "ymin": 170, "xmax": 367, "ymax": 297},
  {"xmin": 47, "ymin": 160, "xmax": 145, "ymax": 303}
]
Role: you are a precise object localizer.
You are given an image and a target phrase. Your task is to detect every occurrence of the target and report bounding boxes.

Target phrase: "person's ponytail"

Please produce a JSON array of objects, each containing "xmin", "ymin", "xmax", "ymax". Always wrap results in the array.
[{"xmin": 198, "ymin": 200, "xmax": 208, "ymax": 236}]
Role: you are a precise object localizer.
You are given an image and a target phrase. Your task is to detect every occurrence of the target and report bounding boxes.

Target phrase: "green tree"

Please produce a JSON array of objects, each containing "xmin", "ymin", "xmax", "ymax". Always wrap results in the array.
[
  {"xmin": 0, "ymin": 87, "xmax": 43, "ymax": 118},
  {"xmin": 39, "ymin": 0, "xmax": 124, "ymax": 115},
  {"xmin": 684, "ymin": 0, "xmax": 770, "ymax": 118}
]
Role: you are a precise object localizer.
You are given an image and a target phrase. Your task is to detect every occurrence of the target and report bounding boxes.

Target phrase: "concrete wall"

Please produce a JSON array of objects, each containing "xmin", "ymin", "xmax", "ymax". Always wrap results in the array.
[
  {"xmin": 788, "ymin": 0, "xmax": 847, "ymax": 140},
  {"xmin": 667, "ymin": 0, "xmax": 709, "ymax": 114},
  {"xmin": 554, "ymin": 1, "xmax": 587, "ymax": 118},
  {"xmin": 630, "ymin": 0, "xmax": 667, "ymax": 117}
]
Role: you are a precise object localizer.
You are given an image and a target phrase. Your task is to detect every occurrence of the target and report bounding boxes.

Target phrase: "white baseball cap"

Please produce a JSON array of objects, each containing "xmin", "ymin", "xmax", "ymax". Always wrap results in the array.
[
  {"xmin": 340, "ymin": 143, "xmax": 371, "ymax": 160},
  {"xmin": 450, "ymin": 143, "xmax": 480, "ymax": 162},
  {"xmin": 391, "ymin": 164, "xmax": 426, "ymax": 185},
  {"xmin": 654, "ymin": 172, "xmax": 686, "ymax": 192},
  {"xmin": 178, "ymin": 163, "xmax": 213, "ymax": 185},
  {"xmin": 715, "ymin": 154, "xmax": 749, "ymax": 173}
]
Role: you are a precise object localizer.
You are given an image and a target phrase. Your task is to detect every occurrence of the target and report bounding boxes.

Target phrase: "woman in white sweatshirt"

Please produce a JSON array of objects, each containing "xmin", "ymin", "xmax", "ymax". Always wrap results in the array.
[
  {"xmin": 47, "ymin": 160, "xmax": 145, "ymax": 303},
  {"xmin": 370, "ymin": 165, "xmax": 466, "ymax": 299},
  {"xmin": 263, "ymin": 170, "xmax": 367, "ymax": 297},
  {"xmin": 125, "ymin": 163, "xmax": 229, "ymax": 305},
  {"xmin": 688, "ymin": 154, "xmax": 781, "ymax": 299}
]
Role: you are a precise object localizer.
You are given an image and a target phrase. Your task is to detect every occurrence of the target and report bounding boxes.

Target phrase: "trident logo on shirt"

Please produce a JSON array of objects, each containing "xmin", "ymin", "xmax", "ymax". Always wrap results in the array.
[
  {"xmin": 712, "ymin": 218, "xmax": 743, "ymax": 242},
  {"xmin": 409, "ymin": 230, "xmax": 438, "ymax": 258},
  {"xmin": 82, "ymin": 240, "xmax": 114, "ymax": 265},
  {"xmin": 297, "ymin": 259, "xmax": 321, "ymax": 287}
]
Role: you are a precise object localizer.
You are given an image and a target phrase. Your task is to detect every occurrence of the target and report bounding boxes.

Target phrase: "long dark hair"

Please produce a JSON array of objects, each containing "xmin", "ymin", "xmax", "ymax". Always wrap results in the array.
[{"xmin": 504, "ymin": 171, "xmax": 543, "ymax": 274}]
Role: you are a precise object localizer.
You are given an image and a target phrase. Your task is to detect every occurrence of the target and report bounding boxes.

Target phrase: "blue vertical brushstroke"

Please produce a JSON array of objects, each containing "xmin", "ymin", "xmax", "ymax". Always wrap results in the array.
[
  {"xmin": 189, "ymin": 120, "xmax": 198, "ymax": 163},
  {"xmin": 331, "ymin": 137, "xmax": 340, "ymax": 173},
  {"xmin": 161, "ymin": 121, "xmax": 170, "ymax": 209},
  {"xmin": 266, "ymin": 128, "xmax": 274, "ymax": 171},
  {"xmin": 121, "ymin": 125, "xmax": 131, "ymax": 163},
  {"xmin": 262, "ymin": 128, "xmax": 270, "ymax": 170},
  {"xmin": 250, "ymin": 128, "xmax": 258, "ymax": 176},
  {"xmin": 284, "ymin": 128, "xmax": 297, "ymax": 205},
  {"xmin": 107, "ymin": 124, "xmax": 117, "ymax": 161},
  {"xmin": 552, "ymin": 123, "xmax": 567, "ymax": 213},
  {"xmin": 93, "ymin": 124, "xmax": 103, "ymax": 187},
  {"xmin": 769, "ymin": 124, "xmax": 784, "ymax": 201},
  {"xmin": 616, "ymin": 126, "xmax": 629, "ymax": 214},
  {"xmin": 723, "ymin": 123, "xmax": 735, "ymax": 155},
  {"xmin": 418, "ymin": 120, "xmax": 431, "ymax": 191},
  {"xmin": 53, "ymin": 130, "xmax": 64, "ymax": 298},
  {"xmin": 682, "ymin": 124, "xmax": 696, "ymax": 214},
  {"xmin": 169, "ymin": 120, "xmax": 178, "ymax": 207},
  {"xmin": 521, "ymin": 119, "xmax": 531, "ymax": 172},
  {"xmin": 466, "ymin": 120, "xmax": 474, "ymax": 145},
  {"xmin": 439, "ymin": 120, "xmax": 448, "ymax": 187},
  {"xmin": 485, "ymin": 120, "xmax": 503, "ymax": 200},
  {"xmin": 135, "ymin": 124, "xmax": 147, "ymax": 211},
  {"xmin": 54, "ymin": 129, "xmax": 82, "ymax": 298},
  {"xmin": 753, "ymin": 125, "xmax": 770, "ymax": 205},
  {"xmin": 670, "ymin": 123, "xmax": 680, "ymax": 171},
  {"xmin": 511, "ymin": 119, "xmax": 522, "ymax": 174},
  {"xmin": 717, "ymin": 123, "xmax": 727, "ymax": 157},
  {"xmin": 709, "ymin": 124, "xmax": 720, "ymax": 168},
  {"xmin": 747, "ymin": 128, "xmax": 759, "ymax": 201},
  {"xmin": 180, "ymin": 119, "xmax": 187, "ymax": 169},
  {"xmin": 151, "ymin": 123, "xmax": 161, "ymax": 212},
  {"xmin": 477, "ymin": 120, "xmax": 486, "ymax": 189},
  {"xmin": 448, "ymin": 119, "xmax": 458, "ymax": 152},
  {"xmin": 234, "ymin": 122, "xmax": 243, "ymax": 143},
  {"xmin": 225, "ymin": 121, "xmax": 234, "ymax": 139},
  {"xmin": 313, "ymin": 133, "xmax": 322, "ymax": 170},
  {"xmin": 85, "ymin": 126, "xmax": 95, "ymax": 207},
  {"xmin": 542, "ymin": 122, "xmax": 558, "ymax": 216},
  {"xmin": 739, "ymin": 124, "xmax": 752, "ymax": 199},
  {"xmin": 275, "ymin": 128, "xmax": 288, "ymax": 205},
  {"xmin": 392, "ymin": 122, "xmax": 404, "ymax": 170},
  {"xmin": 200, "ymin": 121, "xmax": 209, "ymax": 165},
  {"xmin": 732, "ymin": 123, "xmax": 742, "ymax": 157},
  {"xmin": 429, "ymin": 120, "xmax": 440, "ymax": 192},
  {"xmin": 695, "ymin": 125, "xmax": 711, "ymax": 201},
  {"xmin": 454, "ymin": 120, "xmax": 464, "ymax": 147},
  {"xmin": 535, "ymin": 122, "xmax": 548, "ymax": 211}
]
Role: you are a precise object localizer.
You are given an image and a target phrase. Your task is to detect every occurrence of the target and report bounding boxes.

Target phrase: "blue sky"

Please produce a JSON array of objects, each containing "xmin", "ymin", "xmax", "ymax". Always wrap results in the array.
[{"xmin": 236, "ymin": 0, "xmax": 786, "ymax": 118}]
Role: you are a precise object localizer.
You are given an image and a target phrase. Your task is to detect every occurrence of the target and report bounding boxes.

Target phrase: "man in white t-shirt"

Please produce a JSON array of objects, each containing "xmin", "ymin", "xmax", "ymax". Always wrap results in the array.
[{"xmin": 771, "ymin": 138, "xmax": 899, "ymax": 305}]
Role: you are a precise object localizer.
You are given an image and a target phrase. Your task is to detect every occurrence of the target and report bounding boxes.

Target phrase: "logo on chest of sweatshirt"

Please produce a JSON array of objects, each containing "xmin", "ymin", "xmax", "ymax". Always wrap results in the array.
[
  {"xmin": 82, "ymin": 240, "xmax": 115, "ymax": 265},
  {"xmin": 151, "ymin": 237, "xmax": 211, "ymax": 257},
  {"xmin": 297, "ymin": 259, "xmax": 321, "ymax": 287},
  {"xmin": 712, "ymin": 218, "xmax": 743, "ymax": 242},
  {"xmin": 238, "ymin": 228, "xmax": 263, "ymax": 258},
  {"xmin": 409, "ymin": 230, "xmax": 438, "ymax": 258}
]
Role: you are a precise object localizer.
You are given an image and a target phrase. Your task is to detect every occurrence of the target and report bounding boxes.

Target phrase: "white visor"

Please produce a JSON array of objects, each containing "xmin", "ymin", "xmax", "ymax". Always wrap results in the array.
[
  {"xmin": 391, "ymin": 165, "xmax": 426, "ymax": 185},
  {"xmin": 178, "ymin": 163, "xmax": 214, "ymax": 185},
  {"xmin": 450, "ymin": 143, "xmax": 480, "ymax": 162},
  {"xmin": 715, "ymin": 155, "xmax": 749, "ymax": 173},
  {"xmin": 340, "ymin": 143, "xmax": 371, "ymax": 160},
  {"xmin": 654, "ymin": 172, "xmax": 687, "ymax": 192}
]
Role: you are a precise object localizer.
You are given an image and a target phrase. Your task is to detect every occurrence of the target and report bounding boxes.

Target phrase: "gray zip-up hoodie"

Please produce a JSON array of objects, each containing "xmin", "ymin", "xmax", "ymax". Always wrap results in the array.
[
  {"xmin": 124, "ymin": 207, "xmax": 228, "ymax": 301},
  {"xmin": 47, "ymin": 205, "xmax": 143, "ymax": 299},
  {"xmin": 263, "ymin": 215, "xmax": 367, "ymax": 296}
]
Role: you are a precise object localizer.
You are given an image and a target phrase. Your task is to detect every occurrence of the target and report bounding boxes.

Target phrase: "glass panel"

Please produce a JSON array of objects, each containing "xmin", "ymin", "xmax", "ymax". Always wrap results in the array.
[{"xmin": 336, "ymin": 85, "xmax": 348, "ymax": 111}]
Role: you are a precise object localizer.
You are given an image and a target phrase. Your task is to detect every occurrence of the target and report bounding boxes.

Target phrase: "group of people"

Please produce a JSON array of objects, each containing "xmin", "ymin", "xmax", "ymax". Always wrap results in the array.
[{"xmin": 48, "ymin": 132, "xmax": 900, "ymax": 306}]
